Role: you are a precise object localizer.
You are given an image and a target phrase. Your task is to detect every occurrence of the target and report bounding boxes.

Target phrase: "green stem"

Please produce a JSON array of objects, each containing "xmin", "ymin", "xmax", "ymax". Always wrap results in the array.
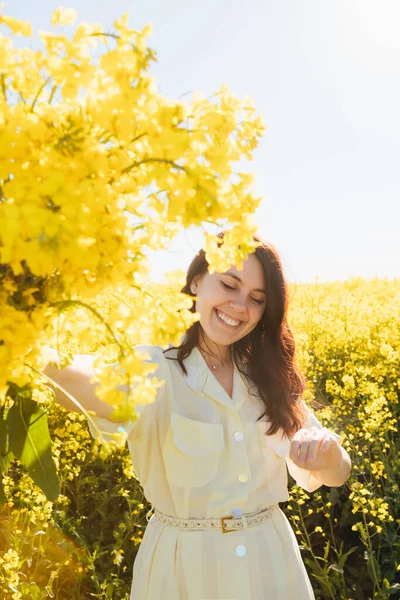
[
  {"xmin": 30, "ymin": 76, "xmax": 51, "ymax": 113},
  {"xmin": 327, "ymin": 514, "xmax": 347, "ymax": 596},
  {"xmin": 0, "ymin": 73, "xmax": 7, "ymax": 102},
  {"xmin": 362, "ymin": 512, "xmax": 382, "ymax": 594},
  {"xmin": 88, "ymin": 32, "xmax": 120, "ymax": 40},
  {"xmin": 48, "ymin": 84, "xmax": 58, "ymax": 105},
  {"xmin": 298, "ymin": 500, "xmax": 336, "ymax": 600},
  {"xmin": 121, "ymin": 157, "xmax": 188, "ymax": 176}
]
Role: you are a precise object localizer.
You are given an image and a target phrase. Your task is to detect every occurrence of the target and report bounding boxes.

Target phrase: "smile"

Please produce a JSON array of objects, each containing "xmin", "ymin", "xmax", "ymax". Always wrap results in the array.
[{"xmin": 215, "ymin": 309, "xmax": 242, "ymax": 328}]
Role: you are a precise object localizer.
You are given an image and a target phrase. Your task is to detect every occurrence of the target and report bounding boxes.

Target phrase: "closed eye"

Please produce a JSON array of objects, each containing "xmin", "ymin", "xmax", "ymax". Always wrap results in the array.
[
  {"xmin": 251, "ymin": 298, "xmax": 264, "ymax": 305},
  {"xmin": 220, "ymin": 281, "xmax": 264, "ymax": 305}
]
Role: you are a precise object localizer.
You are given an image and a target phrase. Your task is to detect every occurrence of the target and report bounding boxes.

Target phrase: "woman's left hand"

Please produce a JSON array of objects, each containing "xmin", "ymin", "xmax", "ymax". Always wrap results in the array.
[{"xmin": 289, "ymin": 426, "xmax": 343, "ymax": 472}]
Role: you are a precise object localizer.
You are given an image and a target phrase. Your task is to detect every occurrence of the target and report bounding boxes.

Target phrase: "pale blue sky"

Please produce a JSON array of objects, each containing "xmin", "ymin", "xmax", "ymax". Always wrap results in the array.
[{"xmin": 6, "ymin": 0, "xmax": 400, "ymax": 283}]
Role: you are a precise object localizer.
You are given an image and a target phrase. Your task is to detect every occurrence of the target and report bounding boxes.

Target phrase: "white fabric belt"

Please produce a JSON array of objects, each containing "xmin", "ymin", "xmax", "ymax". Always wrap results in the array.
[{"xmin": 151, "ymin": 504, "xmax": 279, "ymax": 534}]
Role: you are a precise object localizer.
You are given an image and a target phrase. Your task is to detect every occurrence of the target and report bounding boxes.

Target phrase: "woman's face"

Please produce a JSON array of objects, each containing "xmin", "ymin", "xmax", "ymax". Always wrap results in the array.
[{"xmin": 191, "ymin": 254, "xmax": 267, "ymax": 347}]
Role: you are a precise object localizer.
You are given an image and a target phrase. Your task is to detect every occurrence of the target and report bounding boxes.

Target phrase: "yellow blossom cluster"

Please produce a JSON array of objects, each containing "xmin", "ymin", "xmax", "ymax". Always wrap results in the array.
[
  {"xmin": 0, "ymin": 8, "xmax": 263, "ymax": 406},
  {"xmin": 0, "ymin": 7, "xmax": 265, "ymax": 502},
  {"xmin": 349, "ymin": 482, "xmax": 394, "ymax": 524}
]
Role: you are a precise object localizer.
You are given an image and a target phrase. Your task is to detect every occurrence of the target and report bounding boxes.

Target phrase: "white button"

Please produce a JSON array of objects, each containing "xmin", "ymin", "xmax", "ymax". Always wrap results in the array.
[
  {"xmin": 238, "ymin": 474, "xmax": 248, "ymax": 483},
  {"xmin": 234, "ymin": 431, "xmax": 244, "ymax": 442},
  {"xmin": 232, "ymin": 507, "xmax": 243, "ymax": 518},
  {"xmin": 235, "ymin": 544, "xmax": 247, "ymax": 557}
]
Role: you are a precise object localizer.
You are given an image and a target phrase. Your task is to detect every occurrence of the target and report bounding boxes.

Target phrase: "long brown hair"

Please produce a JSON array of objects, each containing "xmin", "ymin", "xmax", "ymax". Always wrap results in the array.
[{"xmin": 163, "ymin": 231, "xmax": 308, "ymax": 439}]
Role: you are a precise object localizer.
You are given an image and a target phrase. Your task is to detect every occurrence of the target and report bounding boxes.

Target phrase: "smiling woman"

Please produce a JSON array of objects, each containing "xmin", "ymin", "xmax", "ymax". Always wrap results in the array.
[{"xmin": 84, "ymin": 230, "xmax": 349, "ymax": 600}]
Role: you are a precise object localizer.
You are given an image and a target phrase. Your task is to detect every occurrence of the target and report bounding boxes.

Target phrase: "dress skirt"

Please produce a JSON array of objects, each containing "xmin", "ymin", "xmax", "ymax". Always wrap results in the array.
[{"xmin": 130, "ymin": 505, "xmax": 315, "ymax": 600}]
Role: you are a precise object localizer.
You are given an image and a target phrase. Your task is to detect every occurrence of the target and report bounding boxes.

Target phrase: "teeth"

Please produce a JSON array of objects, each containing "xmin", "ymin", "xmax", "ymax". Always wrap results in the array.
[{"xmin": 216, "ymin": 309, "xmax": 241, "ymax": 327}]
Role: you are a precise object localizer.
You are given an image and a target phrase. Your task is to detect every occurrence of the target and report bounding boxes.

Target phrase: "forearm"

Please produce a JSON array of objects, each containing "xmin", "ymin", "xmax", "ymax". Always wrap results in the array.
[
  {"xmin": 311, "ymin": 447, "xmax": 352, "ymax": 487},
  {"xmin": 42, "ymin": 356, "xmax": 128, "ymax": 421},
  {"xmin": 43, "ymin": 363, "xmax": 83, "ymax": 413}
]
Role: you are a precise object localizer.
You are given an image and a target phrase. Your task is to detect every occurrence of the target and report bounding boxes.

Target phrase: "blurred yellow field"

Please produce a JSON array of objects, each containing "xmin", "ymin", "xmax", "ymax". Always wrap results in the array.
[{"xmin": 1, "ymin": 277, "xmax": 398, "ymax": 599}]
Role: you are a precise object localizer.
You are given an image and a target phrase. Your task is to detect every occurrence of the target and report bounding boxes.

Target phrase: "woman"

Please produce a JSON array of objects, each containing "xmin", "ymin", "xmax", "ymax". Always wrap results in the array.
[{"xmin": 46, "ymin": 232, "xmax": 351, "ymax": 599}]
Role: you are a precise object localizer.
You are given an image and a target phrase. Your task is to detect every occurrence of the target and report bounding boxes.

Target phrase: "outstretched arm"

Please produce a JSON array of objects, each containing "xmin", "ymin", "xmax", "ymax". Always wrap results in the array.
[{"xmin": 43, "ymin": 355, "xmax": 124, "ymax": 421}]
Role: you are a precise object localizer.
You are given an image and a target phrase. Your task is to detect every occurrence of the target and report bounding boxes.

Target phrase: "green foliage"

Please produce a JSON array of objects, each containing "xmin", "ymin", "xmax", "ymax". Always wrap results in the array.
[{"xmin": 7, "ymin": 389, "xmax": 59, "ymax": 501}]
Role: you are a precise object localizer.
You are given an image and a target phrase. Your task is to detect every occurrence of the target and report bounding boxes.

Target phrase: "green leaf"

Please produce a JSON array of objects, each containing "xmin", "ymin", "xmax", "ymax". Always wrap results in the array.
[
  {"xmin": 0, "ymin": 410, "xmax": 8, "ymax": 456},
  {"xmin": 0, "ymin": 411, "xmax": 13, "ymax": 494},
  {"xmin": 7, "ymin": 395, "xmax": 60, "ymax": 501},
  {"xmin": 0, "ymin": 450, "xmax": 13, "ymax": 475},
  {"xmin": 337, "ymin": 545, "xmax": 358, "ymax": 568},
  {"xmin": 0, "ymin": 412, "xmax": 12, "ymax": 504}
]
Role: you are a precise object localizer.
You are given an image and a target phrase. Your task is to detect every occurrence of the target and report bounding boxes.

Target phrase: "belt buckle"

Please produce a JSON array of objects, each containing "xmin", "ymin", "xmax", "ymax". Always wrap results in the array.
[{"xmin": 220, "ymin": 514, "xmax": 236, "ymax": 534}]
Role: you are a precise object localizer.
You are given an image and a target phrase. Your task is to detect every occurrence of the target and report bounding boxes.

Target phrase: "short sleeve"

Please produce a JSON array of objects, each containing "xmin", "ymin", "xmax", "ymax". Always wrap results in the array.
[
  {"xmin": 286, "ymin": 400, "xmax": 343, "ymax": 492},
  {"xmin": 87, "ymin": 344, "xmax": 167, "ymax": 445}
]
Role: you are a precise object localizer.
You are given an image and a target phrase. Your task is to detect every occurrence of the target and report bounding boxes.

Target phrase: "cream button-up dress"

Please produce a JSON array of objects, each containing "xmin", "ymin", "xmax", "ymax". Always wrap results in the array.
[{"xmin": 88, "ymin": 344, "xmax": 343, "ymax": 600}]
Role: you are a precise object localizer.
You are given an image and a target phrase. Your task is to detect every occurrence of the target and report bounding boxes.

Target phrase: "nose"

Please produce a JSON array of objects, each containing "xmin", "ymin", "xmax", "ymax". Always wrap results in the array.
[{"xmin": 228, "ymin": 299, "xmax": 247, "ymax": 316}]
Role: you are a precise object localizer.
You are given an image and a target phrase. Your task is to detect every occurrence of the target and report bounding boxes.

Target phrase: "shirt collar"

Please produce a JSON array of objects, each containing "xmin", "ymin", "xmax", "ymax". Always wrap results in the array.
[{"xmin": 167, "ymin": 343, "xmax": 249, "ymax": 413}]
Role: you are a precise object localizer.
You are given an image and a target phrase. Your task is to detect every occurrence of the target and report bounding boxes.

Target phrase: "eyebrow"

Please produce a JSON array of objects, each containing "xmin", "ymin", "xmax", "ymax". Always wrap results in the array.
[{"xmin": 223, "ymin": 272, "xmax": 267, "ymax": 295}]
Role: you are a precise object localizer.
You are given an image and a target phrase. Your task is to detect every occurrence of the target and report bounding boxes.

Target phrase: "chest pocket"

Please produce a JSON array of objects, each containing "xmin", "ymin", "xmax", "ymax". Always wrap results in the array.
[{"xmin": 163, "ymin": 412, "xmax": 224, "ymax": 488}]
